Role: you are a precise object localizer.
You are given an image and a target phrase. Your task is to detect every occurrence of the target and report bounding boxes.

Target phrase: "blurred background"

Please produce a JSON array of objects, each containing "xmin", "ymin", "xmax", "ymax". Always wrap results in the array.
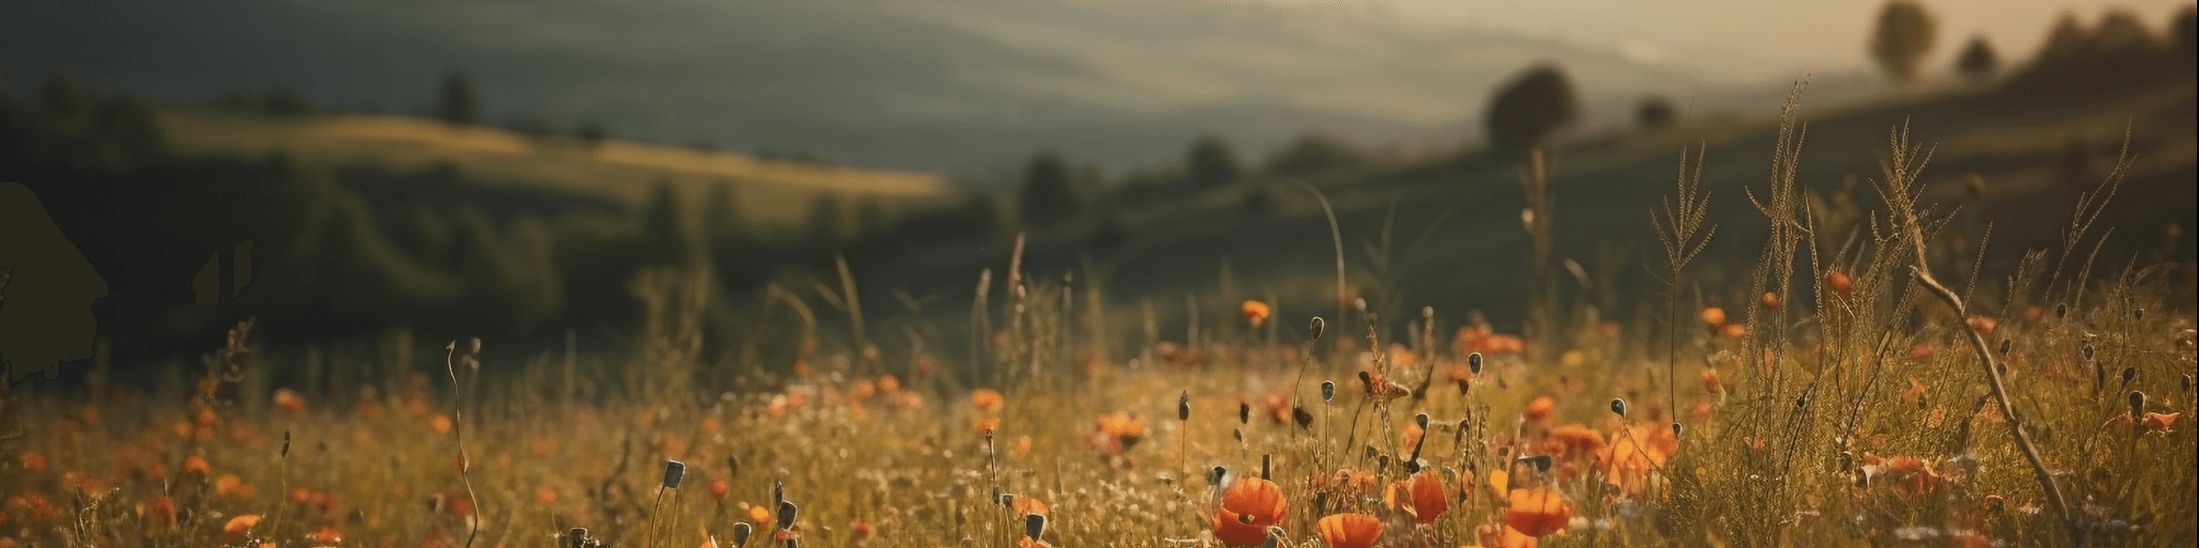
[{"xmin": 3, "ymin": 0, "xmax": 2194, "ymax": 381}]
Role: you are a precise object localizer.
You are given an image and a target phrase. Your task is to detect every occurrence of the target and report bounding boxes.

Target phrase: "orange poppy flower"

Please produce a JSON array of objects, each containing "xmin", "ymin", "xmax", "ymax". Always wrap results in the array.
[
  {"xmin": 1090, "ymin": 412, "xmax": 1146, "ymax": 455},
  {"xmin": 747, "ymin": 504, "xmax": 772, "ymax": 524},
  {"xmin": 1241, "ymin": 300, "xmax": 1272, "ymax": 327},
  {"xmin": 1013, "ymin": 495, "xmax": 1050, "ymax": 516},
  {"xmin": 975, "ymin": 416, "xmax": 1002, "ymax": 437},
  {"xmin": 1384, "ymin": 471, "xmax": 1449, "ymax": 524},
  {"xmin": 1760, "ymin": 292, "xmax": 1781, "ymax": 310},
  {"xmin": 272, "ymin": 389, "xmax": 307, "ymax": 414},
  {"xmin": 430, "ymin": 414, "xmax": 454, "ymax": 435},
  {"xmin": 1721, "ymin": 323, "xmax": 1747, "ymax": 340},
  {"xmin": 1523, "ymin": 396, "xmax": 1557, "ymax": 423},
  {"xmin": 2144, "ymin": 412, "xmax": 2181, "ymax": 432},
  {"xmin": 1212, "ymin": 478, "xmax": 1287, "ymax": 546},
  {"xmin": 1544, "ymin": 424, "xmax": 1606, "ymax": 460},
  {"xmin": 971, "ymin": 389, "xmax": 1006, "ymax": 413},
  {"xmin": 1479, "ymin": 523, "xmax": 1541, "ymax": 548},
  {"xmin": 1311, "ymin": 468, "xmax": 1376, "ymax": 493},
  {"xmin": 1966, "ymin": 315, "xmax": 1998, "ymax": 336},
  {"xmin": 1700, "ymin": 307, "xmax": 1727, "ymax": 327},
  {"xmin": 1827, "ymin": 270, "xmax": 1854, "ymax": 297},
  {"xmin": 222, "ymin": 514, "xmax": 262, "ymax": 536},
  {"xmin": 536, "ymin": 486, "xmax": 560, "ymax": 505},
  {"xmin": 1504, "ymin": 487, "xmax": 1572, "ymax": 537},
  {"xmin": 708, "ymin": 479, "xmax": 731, "ymax": 500},
  {"xmin": 1316, "ymin": 513, "xmax": 1383, "ymax": 548}
]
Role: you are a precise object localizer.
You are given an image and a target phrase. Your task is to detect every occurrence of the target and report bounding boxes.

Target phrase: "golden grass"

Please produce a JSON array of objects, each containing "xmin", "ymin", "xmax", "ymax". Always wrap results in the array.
[
  {"xmin": 157, "ymin": 110, "xmax": 952, "ymax": 226},
  {"xmin": 4, "ymin": 94, "xmax": 2194, "ymax": 547}
]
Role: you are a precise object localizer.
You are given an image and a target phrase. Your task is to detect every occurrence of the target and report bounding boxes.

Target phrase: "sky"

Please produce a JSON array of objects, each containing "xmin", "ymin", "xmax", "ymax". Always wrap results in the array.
[{"xmin": 6, "ymin": 0, "xmax": 2190, "ymax": 177}]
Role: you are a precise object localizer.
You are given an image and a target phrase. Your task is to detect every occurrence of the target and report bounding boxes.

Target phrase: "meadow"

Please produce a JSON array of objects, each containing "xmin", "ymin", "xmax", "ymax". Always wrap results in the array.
[{"xmin": 4, "ymin": 86, "xmax": 2195, "ymax": 548}]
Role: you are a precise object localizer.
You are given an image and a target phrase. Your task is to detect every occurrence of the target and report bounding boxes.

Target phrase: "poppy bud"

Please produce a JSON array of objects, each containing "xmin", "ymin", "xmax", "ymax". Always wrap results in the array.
[
  {"xmin": 1672, "ymin": 422, "xmax": 1685, "ymax": 437},
  {"xmin": 2121, "ymin": 367, "xmax": 2136, "ymax": 386},
  {"xmin": 1518, "ymin": 454, "xmax": 1553, "ymax": 473},
  {"xmin": 733, "ymin": 523, "xmax": 752, "ymax": 545},
  {"xmin": 663, "ymin": 460, "xmax": 686, "ymax": 489},
  {"xmin": 1210, "ymin": 465, "xmax": 1229, "ymax": 486},
  {"xmin": 1611, "ymin": 397, "xmax": 1628, "ymax": 417},
  {"xmin": 2129, "ymin": 391, "xmax": 2146, "ymax": 421},
  {"xmin": 1025, "ymin": 513, "xmax": 1047, "ymax": 540},
  {"xmin": 1320, "ymin": 380, "xmax": 1336, "ymax": 403},
  {"xmin": 1415, "ymin": 413, "xmax": 1429, "ymax": 429},
  {"xmin": 1468, "ymin": 352, "xmax": 1484, "ymax": 375},
  {"xmin": 1178, "ymin": 391, "xmax": 1192, "ymax": 421},
  {"xmin": 1238, "ymin": 401, "xmax": 1250, "ymax": 425},
  {"xmin": 2135, "ymin": 307, "xmax": 2145, "ymax": 321},
  {"xmin": 2055, "ymin": 303, "xmax": 2067, "ymax": 318},
  {"xmin": 1998, "ymin": 338, "xmax": 2011, "ymax": 355},
  {"xmin": 776, "ymin": 500, "xmax": 798, "ymax": 530},
  {"xmin": 2083, "ymin": 343, "xmax": 2095, "ymax": 360},
  {"xmin": 1292, "ymin": 406, "xmax": 1313, "ymax": 429},
  {"xmin": 1308, "ymin": 316, "xmax": 1326, "ymax": 341}
]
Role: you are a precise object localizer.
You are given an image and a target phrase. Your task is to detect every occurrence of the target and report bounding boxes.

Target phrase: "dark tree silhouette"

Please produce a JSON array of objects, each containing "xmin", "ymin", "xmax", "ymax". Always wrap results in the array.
[
  {"xmin": 1263, "ymin": 133, "xmax": 1363, "ymax": 176},
  {"xmin": 639, "ymin": 181, "xmax": 699, "ymax": 265},
  {"xmin": 2092, "ymin": 9, "xmax": 2159, "ymax": 53},
  {"xmin": 1635, "ymin": 95, "xmax": 1677, "ymax": 131},
  {"xmin": 1186, "ymin": 135, "xmax": 1244, "ymax": 188},
  {"xmin": 438, "ymin": 71, "xmax": 482, "ymax": 126},
  {"xmin": 1483, "ymin": 64, "xmax": 1578, "ymax": 154},
  {"xmin": 1870, "ymin": 0, "xmax": 1939, "ymax": 84},
  {"xmin": 1955, "ymin": 36, "xmax": 2001, "ymax": 84},
  {"xmin": 1019, "ymin": 151, "xmax": 1078, "ymax": 225}
]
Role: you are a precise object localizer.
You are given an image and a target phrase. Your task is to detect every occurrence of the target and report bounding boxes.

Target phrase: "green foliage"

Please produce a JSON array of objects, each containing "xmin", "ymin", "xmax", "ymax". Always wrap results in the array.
[
  {"xmin": 1870, "ymin": 0, "xmax": 1939, "ymax": 83},
  {"xmin": 639, "ymin": 180, "xmax": 702, "ymax": 266},
  {"xmin": 1483, "ymin": 64, "xmax": 1578, "ymax": 154},
  {"xmin": 1018, "ymin": 151, "xmax": 1078, "ymax": 225},
  {"xmin": 1185, "ymin": 134, "xmax": 1244, "ymax": 188},
  {"xmin": 1636, "ymin": 95, "xmax": 1678, "ymax": 131},
  {"xmin": 1262, "ymin": 133, "xmax": 1363, "ymax": 176},
  {"xmin": 438, "ymin": 70, "xmax": 483, "ymax": 125},
  {"xmin": 1955, "ymin": 35, "xmax": 2001, "ymax": 84}
]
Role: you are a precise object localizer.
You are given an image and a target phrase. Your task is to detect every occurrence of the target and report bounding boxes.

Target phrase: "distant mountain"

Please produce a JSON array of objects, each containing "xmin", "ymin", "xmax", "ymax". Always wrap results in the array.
[{"xmin": 6, "ymin": 0, "xmax": 1725, "ymax": 182}]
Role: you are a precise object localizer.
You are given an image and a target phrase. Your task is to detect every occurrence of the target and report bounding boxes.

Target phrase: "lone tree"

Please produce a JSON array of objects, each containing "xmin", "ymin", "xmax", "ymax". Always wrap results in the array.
[
  {"xmin": 1483, "ymin": 64, "xmax": 1578, "ymax": 154},
  {"xmin": 1869, "ymin": 0, "xmax": 1939, "ymax": 84},
  {"xmin": 1185, "ymin": 135, "xmax": 1244, "ymax": 188},
  {"xmin": 1635, "ymin": 95, "xmax": 1677, "ymax": 131},
  {"xmin": 1955, "ymin": 35, "xmax": 2001, "ymax": 84},
  {"xmin": 2091, "ymin": 9, "xmax": 2160, "ymax": 53},
  {"xmin": 1019, "ymin": 151, "xmax": 1079, "ymax": 225},
  {"xmin": 438, "ymin": 71, "xmax": 482, "ymax": 125}
]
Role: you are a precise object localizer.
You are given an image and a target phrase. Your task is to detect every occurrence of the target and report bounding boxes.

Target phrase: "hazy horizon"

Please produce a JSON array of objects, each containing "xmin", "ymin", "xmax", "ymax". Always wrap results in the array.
[{"xmin": 6, "ymin": 0, "xmax": 2189, "ymax": 180}]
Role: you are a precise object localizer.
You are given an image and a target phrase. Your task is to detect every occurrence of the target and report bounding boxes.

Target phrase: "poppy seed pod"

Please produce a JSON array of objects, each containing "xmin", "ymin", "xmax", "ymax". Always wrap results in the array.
[
  {"xmin": 2083, "ymin": 343, "xmax": 2095, "ymax": 360},
  {"xmin": 1239, "ymin": 401, "xmax": 1250, "ymax": 425},
  {"xmin": 1672, "ymin": 421, "xmax": 1685, "ymax": 437},
  {"xmin": 733, "ymin": 522, "xmax": 752, "ymax": 545},
  {"xmin": 1309, "ymin": 316, "xmax": 1326, "ymax": 341},
  {"xmin": 1610, "ymin": 397, "xmax": 1628, "ymax": 418},
  {"xmin": 663, "ymin": 460, "xmax": 686, "ymax": 489},
  {"xmin": 1178, "ymin": 391, "xmax": 1191, "ymax": 421},
  {"xmin": 1211, "ymin": 465, "xmax": 1229, "ymax": 486},
  {"xmin": 998, "ymin": 493, "xmax": 1015, "ymax": 509},
  {"xmin": 776, "ymin": 500, "xmax": 798, "ymax": 530},
  {"xmin": 1025, "ymin": 513, "xmax": 1047, "ymax": 540},
  {"xmin": 566, "ymin": 527, "xmax": 590, "ymax": 548},
  {"xmin": 1414, "ymin": 412, "xmax": 1429, "ymax": 429},
  {"xmin": 2121, "ymin": 367, "xmax": 2136, "ymax": 386},
  {"xmin": 1321, "ymin": 380, "xmax": 1336, "ymax": 403},
  {"xmin": 2055, "ymin": 303, "xmax": 2068, "ymax": 318},
  {"xmin": 1468, "ymin": 352, "xmax": 1484, "ymax": 375},
  {"xmin": 1998, "ymin": 338, "xmax": 2012, "ymax": 355},
  {"xmin": 2129, "ymin": 391, "xmax": 2146, "ymax": 421}
]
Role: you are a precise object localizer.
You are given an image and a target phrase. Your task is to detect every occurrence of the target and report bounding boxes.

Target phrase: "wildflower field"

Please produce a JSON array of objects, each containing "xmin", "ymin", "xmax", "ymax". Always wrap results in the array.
[{"xmin": 3, "ymin": 97, "xmax": 2195, "ymax": 548}]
